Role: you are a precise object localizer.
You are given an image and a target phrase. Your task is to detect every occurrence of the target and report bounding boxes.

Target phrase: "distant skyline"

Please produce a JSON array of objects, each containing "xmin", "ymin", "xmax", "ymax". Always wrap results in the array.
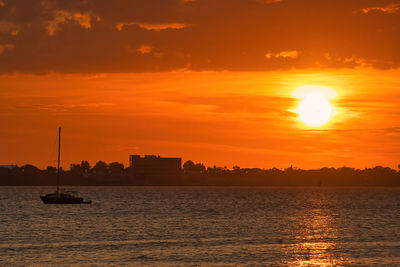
[{"xmin": 1, "ymin": 0, "xmax": 400, "ymax": 169}]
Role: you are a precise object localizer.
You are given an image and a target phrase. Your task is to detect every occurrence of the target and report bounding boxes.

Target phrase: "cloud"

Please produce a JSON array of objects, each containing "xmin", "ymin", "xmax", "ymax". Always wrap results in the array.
[
  {"xmin": 116, "ymin": 22, "xmax": 188, "ymax": 31},
  {"xmin": 46, "ymin": 9, "xmax": 98, "ymax": 36},
  {"xmin": 323, "ymin": 53, "xmax": 370, "ymax": 68},
  {"xmin": 0, "ymin": 0, "xmax": 400, "ymax": 73},
  {"xmin": 135, "ymin": 44, "xmax": 164, "ymax": 57},
  {"xmin": 163, "ymin": 94, "xmax": 296, "ymax": 118},
  {"xmin": 265, "ymin": 50, "xmax": 299, "ymax": 59},
  {"xmin": 0, "ymin": 44, "xmax": 14, "ymax": 55},
  {"xmin": 304, "ymin": 127, "xmax": 400, "ymax": 135},
  {"xmin": 32, "ymin": 102, "xmax": 115, "ymax": 112},
  {"xmin": 261, "ymin": 0, "xmax": 284, "ymax": 3},
  {"xmin": 361, "ymin": 3, "xmax": 400, "ymax": 14},
  {"xmin": 0, "ymin": 21, "xmax": 20, "ymax": 35},
  {"xmin": 137, "ymin": 44, "xmax": 153, "ymax": 55}
]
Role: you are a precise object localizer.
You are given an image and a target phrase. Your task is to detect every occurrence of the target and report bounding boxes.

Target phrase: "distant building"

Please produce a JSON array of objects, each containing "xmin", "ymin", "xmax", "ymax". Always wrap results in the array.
[{"xmin": 129, "ymin": 155, "xmax": 182, "ymax": 184}]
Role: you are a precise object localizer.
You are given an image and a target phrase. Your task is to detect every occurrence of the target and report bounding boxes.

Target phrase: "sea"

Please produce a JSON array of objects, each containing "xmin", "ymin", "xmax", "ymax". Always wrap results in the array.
[{"xmin": 1, "ymin": 187, "xmax": 399, "ymax": 266}]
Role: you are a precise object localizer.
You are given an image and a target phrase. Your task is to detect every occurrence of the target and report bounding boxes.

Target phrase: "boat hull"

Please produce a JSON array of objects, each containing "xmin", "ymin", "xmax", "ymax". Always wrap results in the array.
[{"xmin": 40, "ymin": 196, "xmax": 92, "ymax": 204}]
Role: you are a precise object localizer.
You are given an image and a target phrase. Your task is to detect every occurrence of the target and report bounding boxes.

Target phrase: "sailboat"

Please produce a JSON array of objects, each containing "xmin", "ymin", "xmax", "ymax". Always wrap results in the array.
[{"xmin": 40, "ymin": 127, "xmax": 92, "ymax": 204}]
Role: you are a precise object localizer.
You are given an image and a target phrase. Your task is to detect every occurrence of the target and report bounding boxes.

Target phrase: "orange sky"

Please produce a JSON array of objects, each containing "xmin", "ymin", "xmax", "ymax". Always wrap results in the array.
[
  {"xmin": 1, "ymin": 0, "xmax": 400, "ymax": 169},
  {"xmin": 1, "ymin": 68, "xmax": 400, "ymax": 169}
]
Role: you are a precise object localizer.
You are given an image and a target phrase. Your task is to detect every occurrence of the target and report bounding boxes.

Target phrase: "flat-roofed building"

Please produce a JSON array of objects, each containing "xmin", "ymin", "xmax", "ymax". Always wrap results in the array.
[{"xmin": 129, "ymin": 155, "xmax": 182, "ymax": 185}]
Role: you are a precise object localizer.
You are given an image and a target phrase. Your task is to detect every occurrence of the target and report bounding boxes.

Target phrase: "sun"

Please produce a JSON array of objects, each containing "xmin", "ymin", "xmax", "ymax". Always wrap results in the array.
[
  {"xmin": 298, "ymin": 92, "xmax": 332, "ymax": 126},
  {"xmin": 293, "ymin": 85, "xmax": 336, "ymax": 127}
]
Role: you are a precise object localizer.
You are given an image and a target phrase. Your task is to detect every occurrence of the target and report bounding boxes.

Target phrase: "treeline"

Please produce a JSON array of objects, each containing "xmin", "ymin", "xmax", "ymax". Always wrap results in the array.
[
  {"xmin": 0, "ymin": 161, "xmax": 129, "ymax": 186},
  {"xmin": 1, "ymin": 160, "xmax": 400, "ymax": 186}
]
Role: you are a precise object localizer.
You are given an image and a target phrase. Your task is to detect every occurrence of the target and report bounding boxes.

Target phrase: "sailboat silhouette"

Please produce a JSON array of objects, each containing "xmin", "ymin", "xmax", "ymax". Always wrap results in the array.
[{"xmin": 40, "ymin": 127, "xmax": 92, "ymax": 204}]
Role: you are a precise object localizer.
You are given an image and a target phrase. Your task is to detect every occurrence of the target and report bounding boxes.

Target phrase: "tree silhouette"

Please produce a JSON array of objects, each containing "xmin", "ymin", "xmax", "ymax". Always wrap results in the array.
[
  {"xmin": 92, "ymin": 161, "xmax": 108, "ymax": 174},
  {"xmin": 109, "ymin": 162, "xmax": 124, "ymax": 175},
  {"xmin": 183, "ymin": 160, "xmax": 205, "ymax": 173},
  {"xmin": 70, "ymin": 163, "xmax": 82, "ymax": 174},
  {"xmin": 183, "ymin": 160, "xmax": 195, "ymax": 172},
  {"xmin": 21, "ymin": 164, "xmax": 39, "ymax": 173},
  {"xmin": 45, "ymin": 166, "xmax": 57, "ymax": 174},
  {"xmin": 80, "ymin": 160, "xmax": 91, "ymax": 174}
]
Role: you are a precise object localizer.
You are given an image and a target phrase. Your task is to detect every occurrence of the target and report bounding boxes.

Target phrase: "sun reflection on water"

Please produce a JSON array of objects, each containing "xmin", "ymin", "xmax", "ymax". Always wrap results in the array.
[{"xmin": 280, "ymin": 193, "xmax": 343, "ymax": 266}]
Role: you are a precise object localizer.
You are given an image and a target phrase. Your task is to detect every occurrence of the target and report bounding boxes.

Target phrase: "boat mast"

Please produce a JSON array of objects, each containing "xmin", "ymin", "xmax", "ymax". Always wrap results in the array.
[{"xmin": 57, "ymin": 127, "xmax": 61, "ymax": 193}]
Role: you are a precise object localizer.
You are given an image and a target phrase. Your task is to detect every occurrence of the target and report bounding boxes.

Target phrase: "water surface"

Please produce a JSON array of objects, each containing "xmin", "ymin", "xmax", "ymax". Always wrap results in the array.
[{"xmin": 1, "ymin": 187, "xmax": 399, "ymax": 266}]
